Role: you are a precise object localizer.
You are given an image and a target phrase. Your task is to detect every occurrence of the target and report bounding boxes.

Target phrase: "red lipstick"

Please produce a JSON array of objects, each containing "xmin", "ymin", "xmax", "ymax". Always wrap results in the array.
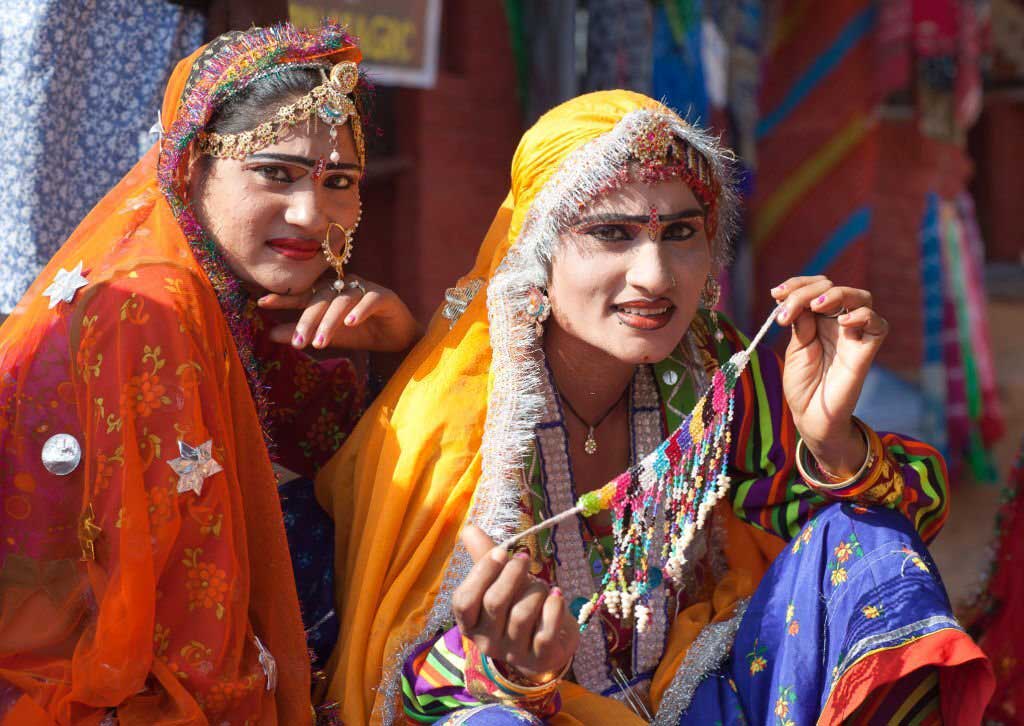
[
  {"xmin": 613, "ymin": 299, "xmax": 676, "ymax": 331},
  {"xmin": 267, "ymin": 237, "xmax": 320, "ymax": 261}
]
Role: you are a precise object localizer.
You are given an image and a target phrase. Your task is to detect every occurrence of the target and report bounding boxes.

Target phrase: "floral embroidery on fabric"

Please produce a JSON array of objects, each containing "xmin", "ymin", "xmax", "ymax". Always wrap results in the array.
[
  {"xmin": 180, "ymin": 640, "xmax": 215, "ymax": 675},
  {"xmin": 747, "ymin": 640, "xmax": 768, "ymax": 675},
  {"xmin": 900, "ymin": 546, "xmax": 931, "ymax": 574},
  {"xmin": 163, "ymin": 277, "xmax": 203, "ymax": 336},
  {"xmin": 120, "ymin": 346, "xmax": 170, "ymax": 417},
  {"xmin": 774, "ymin": 685, "xmax": 797, "ymax": 726},
  {"xmin": 828, "ymin": 533, "xmax": 864, "ymax": 587},
  {"xmin": 93, "ymin": 446, "xmax": 125, "ymax": 492},
  {"xmin": 148, "ymin": 484, "xmax": 175, "ymax": 525},
  {"xmin": 154, "ymin": 623, "xmax": 171, "ymax": 656},
  {"xmin": 76, "ymin": 314, "xmax": 103, "ymax": 381},
  {"xmin": 183, "ymin": 548, "xmax": 228, "ymax": 619},
  {"xmin": 167, "ymin": 661, "xmax": 190, "ymax": 681},
  {"xmin": 292, "ymin": 356, "xmax": 320, "ymax": 402},
  {"xmin": 201, "ymin": 675, "xmax": 259, "ymax": 714},
  {"xmin": 791, "ymin": 522, "xmax": 814, "ymax": 554},
  {"xmin": 119, "ymin": 292, "xmax": 150, "ymax": 325},
  {"xmin": 830, "ymin": 566, "xmax": 849, "ymax": 586},
  {"xmin": 862, "ymin": 604, "xmax": 884, "ymax": 619},
  {"xmin": 299, "ymin": 407, "xmax": 346, "ymax": 459},
  {"xmin": 785, "ymin": 602, "xmax": 800, "ymax": 635}
]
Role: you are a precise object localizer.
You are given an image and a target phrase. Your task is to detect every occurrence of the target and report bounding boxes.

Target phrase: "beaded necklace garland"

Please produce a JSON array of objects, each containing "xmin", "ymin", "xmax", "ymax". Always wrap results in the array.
[
  {"xmin": 156, "ymin": 23, "xmax": 366, "ymax": 445},
  {"xmin": 535, "ymin": 362, "xmax": 669, "ymax": 699},
  {"xmin": 501, "ymin": 306, "xmax": 783, "ymax": 632}
]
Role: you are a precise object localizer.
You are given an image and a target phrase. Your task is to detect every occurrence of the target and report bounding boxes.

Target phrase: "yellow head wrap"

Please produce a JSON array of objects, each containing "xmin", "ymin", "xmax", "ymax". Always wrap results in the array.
[{"xmin": 315, "ymin": 90, "xmax": 737, "ymax": 723}]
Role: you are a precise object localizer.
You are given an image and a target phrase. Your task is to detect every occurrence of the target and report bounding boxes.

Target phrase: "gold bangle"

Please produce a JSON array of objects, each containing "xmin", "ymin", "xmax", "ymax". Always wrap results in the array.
[
  {"xmin": 795, "ymin": 417, "xmax": 874, "ymax": 490},
  {"xmin": 482, "ymin": 654, "xmax": 572, "ymax": 695}
]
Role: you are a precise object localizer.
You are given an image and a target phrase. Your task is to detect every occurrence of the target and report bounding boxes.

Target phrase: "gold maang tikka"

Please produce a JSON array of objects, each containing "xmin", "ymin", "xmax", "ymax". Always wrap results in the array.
[{"xmin": 197, "ymin": 60, "xmax": 365, "ymax": 169}]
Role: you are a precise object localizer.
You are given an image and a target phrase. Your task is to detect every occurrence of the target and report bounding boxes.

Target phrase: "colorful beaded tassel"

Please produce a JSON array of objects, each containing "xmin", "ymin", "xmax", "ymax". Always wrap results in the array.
[{"xmin": 500, "ymin": 304, "xmax": 782, "ymax": 632}]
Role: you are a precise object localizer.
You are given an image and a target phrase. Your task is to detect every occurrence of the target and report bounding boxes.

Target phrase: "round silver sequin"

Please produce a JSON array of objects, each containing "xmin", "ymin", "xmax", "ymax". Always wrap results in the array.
[
  {"xmin": 662, "ymin": 369, "xmax": 680, "ymax": 386},
  {"xmin": 41, "ymin": 433, "xmax": 82, "ymax": 476}
]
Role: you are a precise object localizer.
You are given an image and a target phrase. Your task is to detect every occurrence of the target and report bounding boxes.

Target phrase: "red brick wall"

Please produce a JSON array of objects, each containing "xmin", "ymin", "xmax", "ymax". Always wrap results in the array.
[
  {"xmin": 353, "ymin": 0, "xmax": 522, "ymax": 322},
  {"xmin": 867, "ymin": 120, "xmax": 974, "ymax": 375},
  {"xmin": 970, "ymin": 99, "xmax": 1024, "ymax": 263}
]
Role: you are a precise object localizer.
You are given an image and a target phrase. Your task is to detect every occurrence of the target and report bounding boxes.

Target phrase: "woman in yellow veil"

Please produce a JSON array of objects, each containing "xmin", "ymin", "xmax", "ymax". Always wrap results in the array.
[{"xmin": 316, "ymin": 91, "xmax": 992, "ymax": 724}]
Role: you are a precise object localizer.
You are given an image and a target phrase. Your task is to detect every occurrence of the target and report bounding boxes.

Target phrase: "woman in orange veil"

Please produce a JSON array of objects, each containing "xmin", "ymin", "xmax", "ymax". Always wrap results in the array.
[{"xmin": 0, "ymin": 23, "xmax": 417, "ymax": 724}]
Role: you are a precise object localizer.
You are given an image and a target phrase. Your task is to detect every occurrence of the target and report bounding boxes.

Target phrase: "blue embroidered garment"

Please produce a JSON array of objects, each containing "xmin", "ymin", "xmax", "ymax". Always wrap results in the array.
[{"xmin": 680, "ymin": 503, "xmax": 957, "ymax": 723}]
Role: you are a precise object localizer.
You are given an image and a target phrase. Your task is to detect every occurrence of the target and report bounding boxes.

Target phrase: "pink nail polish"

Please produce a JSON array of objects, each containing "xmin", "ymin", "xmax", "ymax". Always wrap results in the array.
[
  {"xmin": 817, "ymin": 295, "xmax": 826, "ymax": 304},
  {"xmin": 292, "ymin": 332, "xmax": 303, "ymax": 346},
  {"xmin": 774, "ymin": 283, "xmax": 786, "ymax": 292},
  {"xmin": 314, "ymin": 334, "xmax": 325, "ymax": 347},
  {"xmin": 551, "ymin": 587, "xmax": 563, "ymax": 597},
  {"xmin": 778, "ymin": 305, "xmax": 788, "ymax": 323},
  {"xmin": 514, "ymin": 551, "xmax": 530, "ymax": 560},
  {"xmin": 345, "ymin": 314, "xmax": 356, "ymax": 325}
]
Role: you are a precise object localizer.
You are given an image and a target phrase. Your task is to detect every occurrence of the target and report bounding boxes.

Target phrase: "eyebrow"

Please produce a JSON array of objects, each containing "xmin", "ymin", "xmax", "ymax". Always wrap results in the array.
[
  {"xmin": 246, "ymin": 152, "xmax": 361, "ymax": 172},
  {"xmin": 575, "ymin": 208, "xmax": 705, "ymax": 225}
]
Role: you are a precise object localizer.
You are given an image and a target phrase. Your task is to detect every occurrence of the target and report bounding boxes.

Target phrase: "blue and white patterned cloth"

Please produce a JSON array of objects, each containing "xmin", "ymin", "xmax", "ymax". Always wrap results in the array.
[{"xmin": 0, "ymin": 0, "xmax": 205, "ymax": 312}]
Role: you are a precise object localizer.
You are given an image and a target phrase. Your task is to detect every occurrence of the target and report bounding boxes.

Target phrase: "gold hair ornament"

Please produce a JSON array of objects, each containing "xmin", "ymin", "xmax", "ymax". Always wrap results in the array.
[{"xmin": 197, "ymin": 60, "xmax": 364, "ymax": 168}]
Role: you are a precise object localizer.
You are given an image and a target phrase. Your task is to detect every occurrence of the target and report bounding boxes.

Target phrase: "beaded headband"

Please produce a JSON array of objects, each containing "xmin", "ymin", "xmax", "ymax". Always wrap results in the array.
[
  {"xmin": 625, "ymin": 114, "xmax": 720, "ymax": 225},
  {"xmin": 196, "ymin": 60, "xmax": 364, "ymax": 168}
]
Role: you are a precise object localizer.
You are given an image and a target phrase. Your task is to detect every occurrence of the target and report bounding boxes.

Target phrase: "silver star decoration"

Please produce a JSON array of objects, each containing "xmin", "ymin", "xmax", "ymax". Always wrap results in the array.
[
  {"xmin": 254, "ymin": 635, "xmax": 277, "ymax": 691},
  {"xmin": 166, "ymin": 439, "xmax": 223, "ymax": 496},
  {"xmin": 42, "ymin": 261, "xmax": 89, "ymax": 309}
]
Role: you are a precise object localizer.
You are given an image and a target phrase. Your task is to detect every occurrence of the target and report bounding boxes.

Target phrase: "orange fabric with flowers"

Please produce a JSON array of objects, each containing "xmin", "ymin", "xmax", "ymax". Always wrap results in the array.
[{"xmin": 0, "ymin": 38, "xmax": 358, "ymax": 724}]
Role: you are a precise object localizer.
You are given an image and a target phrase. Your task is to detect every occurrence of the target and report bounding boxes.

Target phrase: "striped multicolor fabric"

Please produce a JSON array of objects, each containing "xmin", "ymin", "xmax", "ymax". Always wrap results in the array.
[
  {"xmin": 403, "ymin": 628, "xmax": 479, "ymax": 722},
  {"xmin": 709, "ymin": 314, "xmax": 948, "ymax": 544}
]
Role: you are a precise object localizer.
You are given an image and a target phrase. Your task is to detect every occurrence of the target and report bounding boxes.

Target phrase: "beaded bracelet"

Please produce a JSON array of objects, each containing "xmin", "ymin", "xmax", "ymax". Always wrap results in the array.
[{"xmin": 795, "ymin": 417, "xmax": 877, "ymax": 491}]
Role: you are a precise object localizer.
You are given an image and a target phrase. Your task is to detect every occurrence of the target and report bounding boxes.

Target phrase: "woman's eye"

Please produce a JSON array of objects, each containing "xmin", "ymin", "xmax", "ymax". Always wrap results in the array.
[
  {"xmin": 254, "ymin": 166, "xmax": 293, "ymax": 183},
  {"xmin": 662, "ymin": 221, "xmax": 697, "ymax": 241},
  {"xmin": 585, "ymin": 224, "xmax": 635, "ymax": 242},
  {"xmin": 324, "ymin": 174, "xmax": 355, "ymax": 190}
]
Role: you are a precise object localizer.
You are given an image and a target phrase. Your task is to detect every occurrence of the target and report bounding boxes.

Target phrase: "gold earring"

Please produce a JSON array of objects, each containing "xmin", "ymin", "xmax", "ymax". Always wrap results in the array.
[
  {"xmin": 700, "ymin": 274, "xmax": 725, "ymax": 342},
  {"xmin": 323, "ymin": 222, "xmax": 354, "ymax": 292},
  {"xmin": 700, "ymin": 274, "xmax": 721, "ymax": 309}
]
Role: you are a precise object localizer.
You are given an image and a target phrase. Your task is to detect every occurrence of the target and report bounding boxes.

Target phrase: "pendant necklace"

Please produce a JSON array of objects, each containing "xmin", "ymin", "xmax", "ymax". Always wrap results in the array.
[{"xmin": 557, "ymin": 385, "xmax": 628, "ymax": 455}]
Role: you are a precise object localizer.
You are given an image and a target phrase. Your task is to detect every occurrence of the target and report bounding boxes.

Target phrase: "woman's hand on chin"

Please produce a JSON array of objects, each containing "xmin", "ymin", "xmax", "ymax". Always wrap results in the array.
[
  {"xmin": 258, "ymin": 273, "xmax": 422, "ymax": 353},
  {"xmin": 771, "ymin": 275, "xmax": 890, "ymax": 477},
  {"xmin": 452, "ymin": 525, "xmax": 579, "ymax": 684}
]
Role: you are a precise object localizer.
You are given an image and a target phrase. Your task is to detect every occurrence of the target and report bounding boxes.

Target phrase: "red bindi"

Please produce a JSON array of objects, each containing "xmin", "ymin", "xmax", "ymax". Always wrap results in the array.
[
  {"xmin": 312, "ymin": 157, "xmax": 326, "ymax": 182},
  {"xmin": 647, "ymin": 205, "xmax": 659, "ymax": 241}
]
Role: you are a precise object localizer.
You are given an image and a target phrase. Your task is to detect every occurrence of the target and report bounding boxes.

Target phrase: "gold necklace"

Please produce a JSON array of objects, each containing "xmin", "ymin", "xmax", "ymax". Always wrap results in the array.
[{"xmin": 556, "ymin": 386, "xmax": 628, "ymax": 455}]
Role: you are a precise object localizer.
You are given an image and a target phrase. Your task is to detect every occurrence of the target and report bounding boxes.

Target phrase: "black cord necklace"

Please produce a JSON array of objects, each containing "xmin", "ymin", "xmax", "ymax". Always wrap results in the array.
[{"xmin": 556, "ymin": 385, "xmax": 628, "ymax": 455}]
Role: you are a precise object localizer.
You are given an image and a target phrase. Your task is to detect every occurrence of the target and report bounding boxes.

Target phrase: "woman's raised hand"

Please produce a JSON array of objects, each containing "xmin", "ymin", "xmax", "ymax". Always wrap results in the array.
[
  {"xmin": 771, "ymin": 275, "xmax": 889, "ymax": 476},
  {"xmin": 452, "ymin": 525, "xmax": 579, "ymax": 682},
  {"xmin": 258, "ymin": 274, "xmax": 422, "ymax": 352}
]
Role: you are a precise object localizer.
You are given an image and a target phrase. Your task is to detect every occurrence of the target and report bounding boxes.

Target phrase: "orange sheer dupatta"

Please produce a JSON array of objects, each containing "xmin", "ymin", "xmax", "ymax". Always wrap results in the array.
[{"xmin": 0, "ymin": 44, "xmax": 315, "ymax": 724}]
